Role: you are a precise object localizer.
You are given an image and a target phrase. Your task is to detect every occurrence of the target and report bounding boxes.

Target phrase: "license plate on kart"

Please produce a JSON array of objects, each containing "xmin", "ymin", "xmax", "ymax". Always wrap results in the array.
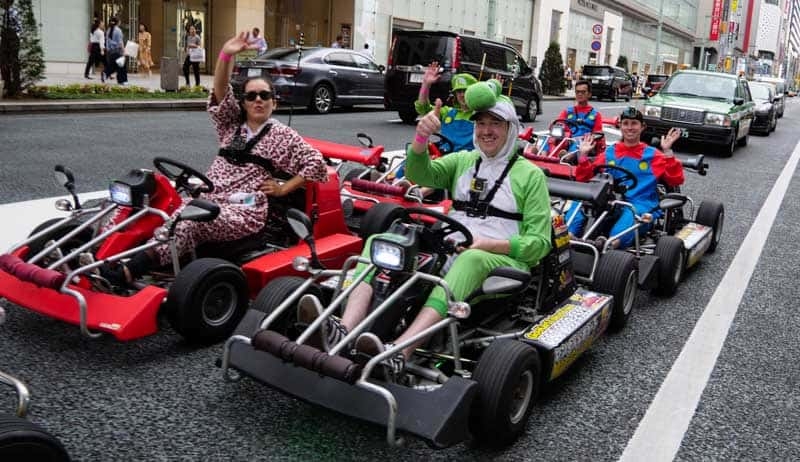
[
  {"xmin": 247, "ymin": 68, "xmax": 262, "ymax": 78},
  {"xmin": 409, "ymin": 73, "xmax": 424, "ymax": 83}
]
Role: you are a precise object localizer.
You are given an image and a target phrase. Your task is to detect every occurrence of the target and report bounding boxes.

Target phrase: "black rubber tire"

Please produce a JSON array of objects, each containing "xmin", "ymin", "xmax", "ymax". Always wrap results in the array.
[
  {"xmin": 591, "ymin": 250, "xmax": 638, "ymax": 331},
  {"xmin": 165, "ymin": 258, "xmax": 249, "ymax": 344},
  {"xmin": 611, "ymin": 87, "xmax": 618, "ymax": 101},
  {"xmin": 0, "ymin": 415, "xmax": 70, "ymax": 462},
  {"xmin": 719, "ymin": 133, "xmax": 736, "ymax": 158},
  {"xmin": 251, "ymin": 276, "xmax": 323, "ymax": 337},
  {"xmin": 695, "ymin": 200, "xmax": 724, "ymax": 253},
  {"xmin": 522, "ymin": 98, "xmax": 538, "ymax": 122},
  {"xmin": 653, "ymin": 236, "xmax": 685, "ymax": 296},
  {"xmin": 469, "ymin": 340, "xmax": 540, "ymax": 448},
  {"xmin": 358, "ymin": 202, "xmax": 405, "ymax": 240},
  {"xmin": 309, "ymin": 83, "xmax": 334, "ymax": 114},
  {"xmin": 737, "ymin": 131, "xmax": 748, "ymax": 147},
  {"xmin": 26, "ymin": 218, "xmax": 94, "ymax": 266},
  {"xmin": 624, "ymin": 88, "xmax": 631, "ymax": 102},
  {"xmin": 398, "ymin": 107, "xmax": 418, "ymax": 125}
]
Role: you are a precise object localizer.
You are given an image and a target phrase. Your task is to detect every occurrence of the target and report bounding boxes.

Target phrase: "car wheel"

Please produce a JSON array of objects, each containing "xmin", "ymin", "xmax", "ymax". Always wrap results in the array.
[
  {"xmin": 770, "ymin": 114, "xmax": 777, "ymax": 132},
  {"xmin": 470, "ymin": 340, "xmax": 540, "ymax": 448},
  {"xmin": 624, "ymin": 88, "xmax": 631, "ymax": 102},
  {"xmin": 165, "ymin": 258, "xmax": 249, "ymax": 344},
  {"xmin": 718, "ymin": 133, "xmax": 736, "ymax": 157},
  {"xmin": 0, "ymin": 415, "xmax": 70, "ymax": 462},
  {"xmin": 695, "ymin": 200, "xmax": 724, "ymax": 253},
  {"xmin": 398, "ymin": 108, "xmax": 417, "ymax": 125},
  {"xmin": 358, "ymin": 202, "xmax": 405, "ymax": 240},
  {"xmin": 590, "ymin": 250, "xmax": 638, "ymax": 331},
  {"xmin": 737, "ymin": 130, "xmax": 748, "ymax": 147},
  {"xmin": 309, "ymin": 83, "xmax": 334, "ymax": 114},
  {"xmin": 26, "ymin": 217, "xmax": 95, "ymax": 268},
  {"xmin": 522, "ymin": 98, "xmax": 538, "ymax": 122},
  {"xmin": 653, "ymin": 236, "xmax": 685, "ymax": 296},
  {"xmin": 251, "ymin": 276, "xmax": 324, "ymax": 338}
]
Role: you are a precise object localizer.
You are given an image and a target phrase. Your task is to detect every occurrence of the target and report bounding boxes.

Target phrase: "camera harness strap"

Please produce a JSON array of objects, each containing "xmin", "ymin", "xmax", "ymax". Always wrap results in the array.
[
  {"xmin": 218, "ymin": 124, "xmax": 319, "ymax": 225},
  {"xmin": 452, "ymin": 153, "xmax": 523, "ymax": 221}
]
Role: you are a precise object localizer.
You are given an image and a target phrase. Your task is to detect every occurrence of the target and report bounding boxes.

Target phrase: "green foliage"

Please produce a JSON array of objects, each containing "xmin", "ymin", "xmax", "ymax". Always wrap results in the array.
[
  {"xmin": 616, "ymin": 55, "xmax": 628, "ymax": 72},
  {"xmin": 0, "ymin": 0, "xmax": 22, "ymax": 97},
  {"xmin": 26, "ymin": 83, "xmax": 209, "ymax": 99},
  {"xmin": 539, "ymin": 41, "xmax": 565, "ymax": 96},
  {"xmin": 17, "ymin": 0, "xmax": 43, "ymax": 91}
]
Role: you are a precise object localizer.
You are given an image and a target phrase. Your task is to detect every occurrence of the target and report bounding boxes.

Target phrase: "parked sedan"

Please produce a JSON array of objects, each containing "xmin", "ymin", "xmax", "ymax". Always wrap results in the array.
[
  {"xmin": 233, "ymin": 47, "xmax": 385, "ymax": 114},
  {"xmin": 747, "ymin": 81, "xmax": 778, "ymax": 135}
]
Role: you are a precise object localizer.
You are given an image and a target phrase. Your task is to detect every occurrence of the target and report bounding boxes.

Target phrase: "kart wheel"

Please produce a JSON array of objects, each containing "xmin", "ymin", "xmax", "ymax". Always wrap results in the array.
[
  {"xmin": 309, "ymin": 83, "xmax": 334, "ymax": 114},
  {"xmin": 591, "ymin": 250, "xmax": 637, "ymax": 331},
  {"xmin": 26, "ymin": 218, "xmax": 94, "ymax": 267},
  {"xmin": 166, "ymin": 258, "xmax": 249, "ymax": 344},
  {"xmin": 653, "ymin": 236, "xmax": 685, "ymax": 296},
  {"xmin": 0, "ymin": 415, "xmax": 70, "ymax": 462},
  {"xmin": 470, "ymin": 340, "xmax": 540, "ymax": 448},
  {"xmin": 695, "ymin": 200, "xmax": 724, "ymax": 253},
  {"xmin": 358, "ymin": 202, "xmax": 405, "ymax": 240},
  {"xmin": 252, "ymin": 276, "xmax": 324, "ymax": 338}
]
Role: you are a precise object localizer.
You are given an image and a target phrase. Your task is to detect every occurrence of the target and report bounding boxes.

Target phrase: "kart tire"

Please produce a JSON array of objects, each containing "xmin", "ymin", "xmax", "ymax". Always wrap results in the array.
[
  {"xmin": 309, "ymin": 83, "xmax": 334, "ymax": 114},
  {"xmin": 0, "ymin": 415, "xmax": 70, "ymax": 462},
  {"xmin": 470, "ymin": 340, "xmax": 540, "ymax": 448},
  {"xmin": 251, "ymin": 276, "xmax": 324, "ymax": 338},
  {"xmin": 358, "ymin": 202, "xmax": 405, "ymax": 240},
  {"xmin": 653, "ymin": 236, "xmax": 685, "ymax": 296},
  {"xmin": 165, "ymin": 258, "xmax": 249, "ymax": 344},
  {"xmin": 26, "ymin": 218, "xmax": 94, "ymax": 266},
  {"xmin": 695, "ymin": 200, "xmax": 724, "ymax": 253},
  {"xmin": 590, "ymin": 250, "xmax": 637, "ymax": 331}
]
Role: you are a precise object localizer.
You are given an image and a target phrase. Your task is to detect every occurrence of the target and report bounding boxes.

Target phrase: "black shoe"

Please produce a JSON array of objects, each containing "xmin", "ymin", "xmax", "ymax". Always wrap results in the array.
[
  {"xmin": 98, "ymin": 262, "xmax": 129, "ymax": 287},
  {"xmin": 84, "ymin": 75, "xmax": 93, "ymax": 80},
  {"xmin": 296, "ymin": 294, "xmax": 347, "ymax": 352},
  {"xmin": 354, "ymin": 333, "xmax": 405, "ymax": 378}
]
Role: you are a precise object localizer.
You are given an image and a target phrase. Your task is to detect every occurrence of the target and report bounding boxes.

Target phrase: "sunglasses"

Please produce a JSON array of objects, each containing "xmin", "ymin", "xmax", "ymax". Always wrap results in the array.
[{"xmin": 244, "ymin": 90, "xmax": 274, "ymax": 101}]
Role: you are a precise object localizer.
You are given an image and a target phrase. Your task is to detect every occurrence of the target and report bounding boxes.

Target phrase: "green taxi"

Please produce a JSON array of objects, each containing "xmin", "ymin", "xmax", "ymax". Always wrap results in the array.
[{"xmin": 641, "ymin": 70, "xmax": 755, "ymax": 157}]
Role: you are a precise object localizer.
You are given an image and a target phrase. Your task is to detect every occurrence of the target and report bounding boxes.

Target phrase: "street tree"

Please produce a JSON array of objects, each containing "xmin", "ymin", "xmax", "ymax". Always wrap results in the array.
[
  {"xmin": 539, "ymin": 41, "xmax": 565, "ymax": 96},
  {"xmin": 616, "ymin": 55, "xmax": 628, "ymax": 72}
]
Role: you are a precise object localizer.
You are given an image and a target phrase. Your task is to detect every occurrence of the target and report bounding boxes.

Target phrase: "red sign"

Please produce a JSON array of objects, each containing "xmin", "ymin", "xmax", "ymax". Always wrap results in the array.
[{"xmin": 709, "ymin": 0, "xmax": 723, "ymax": 40}]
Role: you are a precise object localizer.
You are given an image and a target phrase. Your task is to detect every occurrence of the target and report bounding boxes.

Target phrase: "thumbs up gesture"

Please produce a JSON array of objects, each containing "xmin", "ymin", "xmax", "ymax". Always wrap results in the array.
[{"xmin": 416, "ymin": 98, "xmax": 443, "ymax": 139}]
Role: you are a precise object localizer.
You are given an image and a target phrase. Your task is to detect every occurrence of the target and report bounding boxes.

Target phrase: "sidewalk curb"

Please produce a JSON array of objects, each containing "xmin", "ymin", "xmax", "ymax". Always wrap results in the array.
[{"xmin": 0, "ymin": 99, "xmax": 206, "ymax": 114}]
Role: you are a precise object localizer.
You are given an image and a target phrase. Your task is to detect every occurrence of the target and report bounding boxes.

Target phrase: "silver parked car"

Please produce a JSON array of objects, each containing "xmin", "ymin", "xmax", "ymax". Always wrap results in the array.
[{"xmin": 233, "ymin": 47, "xmax": 385, "ymax": 114}]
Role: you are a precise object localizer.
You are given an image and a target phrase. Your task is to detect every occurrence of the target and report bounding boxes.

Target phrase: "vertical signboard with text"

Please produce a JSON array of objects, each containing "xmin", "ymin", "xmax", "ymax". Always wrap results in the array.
[{"xmin": 710, "ymin": 0, "xmax": 723, "ymax": 41}]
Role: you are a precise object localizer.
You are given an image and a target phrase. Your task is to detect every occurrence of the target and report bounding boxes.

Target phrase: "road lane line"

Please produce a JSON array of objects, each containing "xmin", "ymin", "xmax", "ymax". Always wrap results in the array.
[{"xmin": 619, "ymin": 139, "xmax": 800, "ymax": 461}]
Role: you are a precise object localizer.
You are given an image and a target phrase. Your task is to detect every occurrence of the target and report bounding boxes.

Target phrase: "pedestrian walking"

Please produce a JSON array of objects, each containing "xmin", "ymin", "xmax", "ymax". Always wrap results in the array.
[
  {"xmin": 104, "ymin": 17, "xmax": 127, "ymax": 85},
  {"xmin": 84, "ymin": 19, "xmax": 105, "ymax": 80}
]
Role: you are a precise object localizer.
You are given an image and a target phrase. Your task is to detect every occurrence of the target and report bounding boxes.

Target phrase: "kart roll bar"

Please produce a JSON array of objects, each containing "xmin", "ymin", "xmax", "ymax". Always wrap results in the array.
[{"xmin": 0, "ymin": 370, "xmax": 31, "ymax": 417}]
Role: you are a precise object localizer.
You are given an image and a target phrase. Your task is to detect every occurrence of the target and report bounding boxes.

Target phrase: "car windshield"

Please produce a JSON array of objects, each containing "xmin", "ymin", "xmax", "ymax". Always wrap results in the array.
[
  {"xmin": 749, "ymin": 84, "xmax": 771, "ymax": 101},
  {"xmin": 661, "ymin": 73, "xmax": 737, "ymax": 100},
  {"xmin": 392, "ymin": 34, "xmax": 453, "ymax": 67},
  {"xmin": 582, "ymin": 67, "xmax": 611, "ymax": 76}
]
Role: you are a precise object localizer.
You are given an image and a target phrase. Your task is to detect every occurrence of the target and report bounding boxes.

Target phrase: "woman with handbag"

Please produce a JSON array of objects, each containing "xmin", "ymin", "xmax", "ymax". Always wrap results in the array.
[
  {"xmin": 104, "ymin": 16, "xmax": 127, "ymax": 85},
  {"xmin": 183, "ymin": 25, "xmax": 201, "ymax": 87},
  {"xmin": 83, "ymin": 19, "xmax": 105, "ymax": 81}
]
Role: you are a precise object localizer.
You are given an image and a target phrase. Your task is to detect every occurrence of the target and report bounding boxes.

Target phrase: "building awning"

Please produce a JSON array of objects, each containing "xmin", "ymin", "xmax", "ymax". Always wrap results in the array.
[{"xmin": 663, "ymin": 59, "xmax": 678, "ymax": 64}]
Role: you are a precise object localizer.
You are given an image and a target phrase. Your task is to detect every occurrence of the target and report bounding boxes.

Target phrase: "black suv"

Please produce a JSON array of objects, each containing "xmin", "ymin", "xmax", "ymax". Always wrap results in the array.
[
  {"xmin": 384, "ymin": 30, "xmax": 542, "ymax": 124},
  {"xmin": 582, "ymin": 65, "xmax": 632, "ymax": 101}
]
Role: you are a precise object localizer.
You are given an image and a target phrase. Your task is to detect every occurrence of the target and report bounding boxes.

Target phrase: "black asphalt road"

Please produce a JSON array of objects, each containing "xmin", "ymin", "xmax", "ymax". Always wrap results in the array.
[{"xmin": 0, "ymin": 100, "xmax": 798, "ymax": 461}]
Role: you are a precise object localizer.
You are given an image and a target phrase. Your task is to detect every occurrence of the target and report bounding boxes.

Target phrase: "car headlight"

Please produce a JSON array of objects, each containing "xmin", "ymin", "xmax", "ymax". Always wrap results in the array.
[
  {"xmin": 370, "ymin": 227, "xmax": 418, "ymax": 272},
  {"xmin": 643, "ymin": 105, "xmax": 661, "ymax": 118},
  {"xmin": 704, "ymin": 113, "xmax": 731, "ymax": 127}
]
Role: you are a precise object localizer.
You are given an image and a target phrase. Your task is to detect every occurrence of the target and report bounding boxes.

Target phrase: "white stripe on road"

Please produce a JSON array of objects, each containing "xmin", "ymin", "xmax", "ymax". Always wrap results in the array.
[{"xmin": 620, "ymin": 138, "xmax": 800, "ymax": 461}]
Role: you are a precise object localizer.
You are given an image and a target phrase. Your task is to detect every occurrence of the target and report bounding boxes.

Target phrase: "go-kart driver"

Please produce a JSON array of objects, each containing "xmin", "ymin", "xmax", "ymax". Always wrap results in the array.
[
  {"xmin": 102, "ymin": 31, "xmax": 328, "ymax": 284},
  {"xmin": 525, "ymin": 79, "xmax": 604, "ymax": 157},
  {"xmin": 299, "ymin": 82, "xmax": 552, "ymax": 375},
  {"xmin": 415, "ymin": 61, "xmax": 478, "ymax": 153},
  {"xmin": 567, "ymin": 107, "xmax": 684, "ymax": 249}
]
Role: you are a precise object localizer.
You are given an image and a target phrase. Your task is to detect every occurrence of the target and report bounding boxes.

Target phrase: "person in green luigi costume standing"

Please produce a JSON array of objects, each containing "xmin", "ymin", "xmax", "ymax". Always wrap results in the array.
[
  {"xmin": 296, "ymin": 80, "xmax": 552, "ymax": 377},
  {"xmin": 415, "ymin": 61, "xmax": 478, "ymax": 153}
]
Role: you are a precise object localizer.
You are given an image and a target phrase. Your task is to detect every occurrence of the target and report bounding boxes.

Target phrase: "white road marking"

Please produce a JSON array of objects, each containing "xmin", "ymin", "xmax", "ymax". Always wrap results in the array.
[{"xmin": 619, "ymin": 137, "xmax": 800, "ymax": 461}]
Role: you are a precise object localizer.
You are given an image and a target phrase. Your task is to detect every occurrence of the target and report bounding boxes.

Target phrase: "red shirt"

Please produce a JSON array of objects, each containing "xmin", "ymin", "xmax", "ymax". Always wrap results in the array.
[
  {"xmin": 575, "ymin": 142, "xmax": 685, "ymax": 186},
  {"xmin": 556, "ymin": 105, "xmax": 604, "ymax": 135}
]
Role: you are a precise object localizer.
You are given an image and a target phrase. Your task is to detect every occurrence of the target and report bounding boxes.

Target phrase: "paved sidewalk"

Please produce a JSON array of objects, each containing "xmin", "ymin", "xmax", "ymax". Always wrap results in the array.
[{"xmin": 0, "ymin": 71, "xmax": 579, "ymax": 114}]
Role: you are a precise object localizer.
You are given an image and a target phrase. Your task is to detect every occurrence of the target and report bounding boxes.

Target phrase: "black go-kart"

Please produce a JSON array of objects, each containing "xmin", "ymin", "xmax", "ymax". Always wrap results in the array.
[
  {"xmin": 548, "ymin": 154, "xmax": 724, "ymax": 296},
  {"xmin": 219, "ymin": 203, "xmax": 637, "ymax": 449}
]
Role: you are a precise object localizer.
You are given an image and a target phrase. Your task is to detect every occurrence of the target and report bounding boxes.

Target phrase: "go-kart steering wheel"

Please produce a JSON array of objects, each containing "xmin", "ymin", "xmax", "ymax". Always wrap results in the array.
[
  {"xmin": 430, "ymin": 132, "xmax": 456, "ymax": 156},
  {"xmin": 592, "ymin": 164, "xmax": 639, "ymax": 194},
  {"xmin": 153, "ymin": 157, "xmax": 215, "ymax": 196},
  {"xmin": 404, "ymin": 207, "xmax": 473, "ymax": 255}
]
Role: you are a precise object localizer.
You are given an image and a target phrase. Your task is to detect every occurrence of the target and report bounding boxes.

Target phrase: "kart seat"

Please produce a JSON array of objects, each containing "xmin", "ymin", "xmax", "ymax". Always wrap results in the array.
[{"xmin": 547, "ymin": 177, "xmax": 612, "ymax": 211}]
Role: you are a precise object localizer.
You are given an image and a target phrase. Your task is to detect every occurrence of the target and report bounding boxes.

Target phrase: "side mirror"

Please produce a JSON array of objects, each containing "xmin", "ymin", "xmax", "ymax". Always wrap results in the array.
[
  {"xmin": 378, "ymin": 64, "xmax": 386, "ymax": 73},
  {"xmin": 356, "ymin": 132, "xmax": 374, "ymax": 148},
  {"xmin": 733, "ymin": 97, "xmax": 744, "ymax": 105},
  {"xmin": 287, "ymin": 208, "xmax": 313, "ymax": 240},
  {"xmin": 179, "ymin": 198, "xmax": 220, "ymax": 223},
  {"xmin": 54, "ymin": 165, "xmax": 75, "ymax": 190}
]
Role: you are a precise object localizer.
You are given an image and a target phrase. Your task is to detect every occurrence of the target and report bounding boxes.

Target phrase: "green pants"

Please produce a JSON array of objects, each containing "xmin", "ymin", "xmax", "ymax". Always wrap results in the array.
[{"xmin": 355, "ymin": 236, "xmax": 529, "ymax": 317}]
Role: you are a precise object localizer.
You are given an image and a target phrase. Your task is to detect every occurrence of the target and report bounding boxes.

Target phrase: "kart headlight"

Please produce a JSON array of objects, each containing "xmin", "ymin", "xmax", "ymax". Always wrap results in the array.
[
  {"xmin": 643, "ymin": 105, "xmax": 661, "ymax": 118},
  {"xmin": 550, "ymin": 125, "xmax": 565, "ymax": 138},
  {"xmin": 109, "ymin": 182, "xmax": 133, "ymax": 206},
  {"xmin": 109, "ymin": 169, "xmax": 156, "ymax": 208},
  {"xmin": 370, "ymin": 226, "xmax": 418, "ymax": 272},
  {"xmin": 704, "ymin": 113, "xmax": 731, "ymax": 127}
]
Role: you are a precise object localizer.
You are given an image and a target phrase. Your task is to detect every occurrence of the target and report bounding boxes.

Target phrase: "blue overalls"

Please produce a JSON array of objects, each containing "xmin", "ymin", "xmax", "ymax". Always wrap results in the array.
[
  {"xmin": 542, "ymin": 106, "xmax": 597, "ymax": 154},
  {"xmin": 566, "ymin": 144, "xmax": 660, "ymax": 249},
  {"xmin": 396, "ymin": 106, "xmax": 474, "ymax": 179}
]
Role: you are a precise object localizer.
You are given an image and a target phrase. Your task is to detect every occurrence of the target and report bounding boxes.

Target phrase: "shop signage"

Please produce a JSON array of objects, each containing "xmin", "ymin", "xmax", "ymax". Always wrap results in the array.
[{"xmin": 710, "ymin": 0, "xmax": 722, "ymax": 41}]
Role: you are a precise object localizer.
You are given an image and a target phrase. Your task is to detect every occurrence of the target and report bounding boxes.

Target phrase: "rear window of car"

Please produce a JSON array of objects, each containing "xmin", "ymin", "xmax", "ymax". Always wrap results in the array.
[
  {"xmin": 392, "ymin": 34, "xmax": 454, "ymax": 67},
  {"xmin": 582, "ymin": 66, "xmax": 611, "ymax": 76},
  {"xmin": 661, "ymin": 73, "xmax": 737, "ymax": 100}
]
